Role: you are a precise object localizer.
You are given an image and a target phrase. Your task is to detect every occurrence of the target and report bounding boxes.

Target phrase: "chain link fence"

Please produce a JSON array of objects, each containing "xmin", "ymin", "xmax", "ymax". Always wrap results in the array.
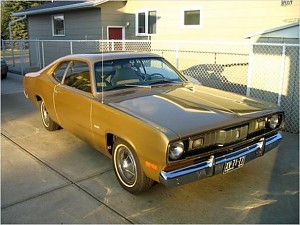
[{"xmin": 2, "ymin": 39, "xmax": 299, "ymax": 133}]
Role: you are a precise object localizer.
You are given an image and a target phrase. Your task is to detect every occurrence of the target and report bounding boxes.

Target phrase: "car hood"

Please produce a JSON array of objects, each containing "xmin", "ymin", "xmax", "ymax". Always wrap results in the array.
[{"xmin": 106, "ymin": 84, "xmax": 278, "ymax": 138}]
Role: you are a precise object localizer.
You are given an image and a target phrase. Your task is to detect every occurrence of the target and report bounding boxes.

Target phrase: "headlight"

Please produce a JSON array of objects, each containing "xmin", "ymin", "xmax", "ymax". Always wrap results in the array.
[
  {"xmin": 268, "ymin": 114, "xmax": 280, "ymax": 129},
  {"xmin": 168, "ymin": 141, "xmax": 184, "ymax": 160}
]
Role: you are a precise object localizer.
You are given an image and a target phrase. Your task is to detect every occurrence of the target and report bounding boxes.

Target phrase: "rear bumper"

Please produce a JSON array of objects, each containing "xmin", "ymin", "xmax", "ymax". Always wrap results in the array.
[{"xmin": 159, "ymin": 133, "xmax": 282, "ymax": 187}]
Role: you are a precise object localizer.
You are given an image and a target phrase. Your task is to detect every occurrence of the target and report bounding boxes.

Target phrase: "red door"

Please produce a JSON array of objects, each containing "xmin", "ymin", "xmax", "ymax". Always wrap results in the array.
[
  {"xmin": 108, "ymin": 27, "xmax": 123, "ymax": 40},
  {"xmin": 108, "ymin": 27, "xmax": 123, "ymax": 51}
]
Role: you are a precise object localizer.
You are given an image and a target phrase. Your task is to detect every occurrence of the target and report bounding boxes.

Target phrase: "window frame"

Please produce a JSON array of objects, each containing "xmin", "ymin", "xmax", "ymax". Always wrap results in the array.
[
  {"xmin": 52, "ymin": 61, "xmax": 70, "ymax": 83},
  {"xmin": 135, "ymin": 9, "xmax": 157, "ymax": 36},
  {"xmin": 62, "ymin": 60, "xmax": 92, "ymax": 93},
  {"xmin": 181, "ymin": 7, "xmax": 203, "ymax": 28},
  {"xmin": 52, "ymin": 14, "xmax": 65, "ymax": 37}
]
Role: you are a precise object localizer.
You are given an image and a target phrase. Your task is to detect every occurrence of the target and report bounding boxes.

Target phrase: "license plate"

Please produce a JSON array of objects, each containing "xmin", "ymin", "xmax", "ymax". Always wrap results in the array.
[{"xmin": 223, "ymin": 156, "xmax": 246, "ymax": 174}]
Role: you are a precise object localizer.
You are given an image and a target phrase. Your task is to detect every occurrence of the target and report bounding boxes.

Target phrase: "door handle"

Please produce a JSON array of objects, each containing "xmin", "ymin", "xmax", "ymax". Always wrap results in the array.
[{"xmin": 54, "ymin": 89, "xmax": 61, "ymax": 94}]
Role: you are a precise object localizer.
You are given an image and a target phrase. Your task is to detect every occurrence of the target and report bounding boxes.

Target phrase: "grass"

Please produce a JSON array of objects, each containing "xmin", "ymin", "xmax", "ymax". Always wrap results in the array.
[{"xmin": 1, "ymin": 49, "xmax": 29, "ymax": 57}]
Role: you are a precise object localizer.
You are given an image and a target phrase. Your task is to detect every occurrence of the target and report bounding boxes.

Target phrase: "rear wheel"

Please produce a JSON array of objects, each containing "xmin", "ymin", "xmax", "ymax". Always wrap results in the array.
[
  {"xmin": 40, "ymin": 100, "xmax": 60, "ymax": 131},
  {"xmin": 112, "ymin": 139, "xmax": 154, "ymax": 194}
]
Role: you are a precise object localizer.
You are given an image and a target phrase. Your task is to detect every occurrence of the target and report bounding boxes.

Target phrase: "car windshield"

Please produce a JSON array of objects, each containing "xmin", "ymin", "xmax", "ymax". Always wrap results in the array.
[{"xmin": 94, "ymin": 57, "xmax": 185, "ymax": 92}]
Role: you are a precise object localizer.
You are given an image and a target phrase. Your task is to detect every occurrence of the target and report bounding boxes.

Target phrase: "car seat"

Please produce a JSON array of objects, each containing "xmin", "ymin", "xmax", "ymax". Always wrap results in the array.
[{"xmin": 111, "ymin": 63, "xmax": 142, "ymax": 86}]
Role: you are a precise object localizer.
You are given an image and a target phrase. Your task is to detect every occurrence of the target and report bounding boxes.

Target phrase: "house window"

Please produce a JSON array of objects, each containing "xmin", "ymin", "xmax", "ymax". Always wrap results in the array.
[
  {"xmin": 148, "ymin": 11, "xmax": 157, "ymax": 34},
  {"xmin": 184, "ymin": 10, "xmax": 200, "ymax": 25},
  {"xmin": 182, "ymin": 8, "xmax": 202, "ymax": 27},
  {"xmin": 52, "ymin": 14, "xmax": 65, "ymax": 36},
  {"xmin": 138, "ymin": 12, "xmax": 146, "ymax": 33},
  {"xmin": 136, "ymin": 10, "xmax": 157, "ymax": 35}
]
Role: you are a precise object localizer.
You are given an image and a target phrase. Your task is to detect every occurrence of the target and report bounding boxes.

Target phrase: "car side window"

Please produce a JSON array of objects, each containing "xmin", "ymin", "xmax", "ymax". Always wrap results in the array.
[
  {"xmin": 53, "ymin": 61, "xmax": 70, "ymax": 82},
  {"xmin": 63, "ymin": 61, "xmax": 91, "ymax": 93}
]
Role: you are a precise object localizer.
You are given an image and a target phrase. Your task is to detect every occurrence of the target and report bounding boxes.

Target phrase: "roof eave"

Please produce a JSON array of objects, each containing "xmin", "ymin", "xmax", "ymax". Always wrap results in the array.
[
  {"xmin": 245, "ymin": 22, "xmax": 299, "ymax": 39},
  {"xmin": 11, "ymin": 0, "xmax": 110, "ymax": 17}
]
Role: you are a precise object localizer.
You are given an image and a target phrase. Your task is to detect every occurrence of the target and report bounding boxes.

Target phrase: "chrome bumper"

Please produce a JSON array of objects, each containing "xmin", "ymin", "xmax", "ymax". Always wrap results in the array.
[{"xmin": 159, "ymin": 133, "xmax": 282, "ymax": 187}]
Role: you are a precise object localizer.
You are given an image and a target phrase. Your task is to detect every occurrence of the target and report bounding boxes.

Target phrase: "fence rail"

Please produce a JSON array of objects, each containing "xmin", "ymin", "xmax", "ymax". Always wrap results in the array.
[{"xmin": 2, "ymin": 39, "xmax": 299, "ymax": 133}]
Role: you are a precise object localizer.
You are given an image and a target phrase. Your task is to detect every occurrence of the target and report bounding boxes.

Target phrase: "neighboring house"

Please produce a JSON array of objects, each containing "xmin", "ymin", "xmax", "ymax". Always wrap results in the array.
[
  {"xmin": 11, "ymin": 0, "xmax": 299, "ymax": 42},
  {"xmin": 12, "ymin": 0, "xmax": 127, "ymax": 41},
  {"xmin": 10, "ymin": 0, "xmax": 299, "ymax": 63},
  {"xmin": 246, "ymin": 22, "xmax": 299, "ymax": 44},
  {"xmin": 245, "ymin": 22, "xmax": 299, "ymax": 100},
  {"xmin": 245, "ymin": 22, "xmax": 299, "ymax": 133}
]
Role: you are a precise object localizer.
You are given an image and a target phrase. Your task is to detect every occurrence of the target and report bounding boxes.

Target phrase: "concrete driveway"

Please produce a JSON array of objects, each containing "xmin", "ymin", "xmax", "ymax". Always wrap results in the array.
[{"xmin": 1, "ymin": 73, "xmax": 299, "ymax": 223}]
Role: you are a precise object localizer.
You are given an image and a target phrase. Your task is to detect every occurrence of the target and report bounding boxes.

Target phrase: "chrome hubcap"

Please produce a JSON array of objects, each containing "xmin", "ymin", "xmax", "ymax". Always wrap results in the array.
[
  {"xmin": 41, "ymin": 102, "xmax": 49, "ymax": 127},
  {"xmin": 116, "ymin": 146, "xmax": 137, "ymax": 185}
]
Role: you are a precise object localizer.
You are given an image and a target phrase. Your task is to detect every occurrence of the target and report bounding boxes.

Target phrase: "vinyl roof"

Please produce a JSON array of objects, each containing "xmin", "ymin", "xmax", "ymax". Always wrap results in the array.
[{"xmin": 60, "ymin": 52, "xmax": 161, "ymax": 63}]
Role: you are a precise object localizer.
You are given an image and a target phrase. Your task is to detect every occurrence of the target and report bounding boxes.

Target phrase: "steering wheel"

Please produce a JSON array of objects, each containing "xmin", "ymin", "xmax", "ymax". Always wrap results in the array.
[{"xmin": 146, "ymin": 73, "xmax": 165, "ymax": 80}]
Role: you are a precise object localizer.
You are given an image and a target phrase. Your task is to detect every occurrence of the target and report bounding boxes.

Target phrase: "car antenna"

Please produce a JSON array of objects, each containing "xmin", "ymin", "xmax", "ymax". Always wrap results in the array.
[{"xmin": 101, "ymin": 27, "xmax": 104, "ymax": 103}]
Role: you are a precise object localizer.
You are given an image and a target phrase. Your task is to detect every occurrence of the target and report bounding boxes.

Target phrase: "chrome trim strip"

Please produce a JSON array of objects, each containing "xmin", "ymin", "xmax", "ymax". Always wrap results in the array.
[
  {"xmin": 215, "ymin": 142, "xmax": 261, "ymax": 165},
  {"xmin": 160, "ymin": 133, "xmax": 282, "ymax": 187},
  {"xmin": 23, "ymin": 90, "xmax": 29, "ymax": 99}
]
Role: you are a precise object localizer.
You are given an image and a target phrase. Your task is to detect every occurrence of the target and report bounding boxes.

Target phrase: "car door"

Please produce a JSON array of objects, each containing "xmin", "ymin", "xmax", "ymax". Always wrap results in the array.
[{"xmin": 53, "ymin": 60, "xmax": 94, "ymax": 142}]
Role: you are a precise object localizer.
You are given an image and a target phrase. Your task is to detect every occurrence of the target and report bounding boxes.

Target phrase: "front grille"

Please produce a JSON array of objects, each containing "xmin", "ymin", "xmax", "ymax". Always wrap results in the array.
[
  {"xmin": 189, "ymin": 124, "xmax": 249, "ymax": 151},
  {"xmin": 174, "ymin": 113, "xmax": 283, "ymax": 162}
]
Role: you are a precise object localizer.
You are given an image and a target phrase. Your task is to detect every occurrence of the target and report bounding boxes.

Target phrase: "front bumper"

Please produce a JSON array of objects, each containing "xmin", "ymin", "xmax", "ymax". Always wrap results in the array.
[{"xmin": 159, "ymin": 133, "xmax": 282, "ymax": 187}]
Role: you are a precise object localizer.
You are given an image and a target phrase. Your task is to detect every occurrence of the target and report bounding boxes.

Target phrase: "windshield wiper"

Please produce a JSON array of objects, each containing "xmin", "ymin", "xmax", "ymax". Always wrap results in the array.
[
  {"xmin": 124, "ymin": 84, "xmax": 152, "ymax": 88},
  {"xmin": 148, "ymin": 79, "xmax": 182, "ymax": 86},
  {"xmin": 104, "ymin": 85, "xmax": 131, "ymax": 91},
  {"xmin": 104, "ymin": 83, "xmax": 151, "ymax": 91}
]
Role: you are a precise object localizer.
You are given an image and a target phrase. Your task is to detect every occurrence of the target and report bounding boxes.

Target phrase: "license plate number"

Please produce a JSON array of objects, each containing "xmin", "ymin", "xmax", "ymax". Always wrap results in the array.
[{"xmin": 223, "ymin": 156, "xmax": 246, "ymax": 174}]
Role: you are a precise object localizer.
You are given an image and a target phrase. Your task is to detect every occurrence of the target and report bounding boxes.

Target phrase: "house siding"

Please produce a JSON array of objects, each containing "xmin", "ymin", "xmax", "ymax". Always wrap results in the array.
[
  {"xmin": 26, "ymin": 0, "xmax": 299, "ymax": 42},
  {"xmin": 27, "ymin": 2, "xmax": 127, "ymax": 64},
  {"xmin": 28, "ymin": 8, "xmax": 102, "ymax": 40},
  {"xmin": 27, "ymin": 8, "xmax": 102, "ymax": 64},
  {"xmin": 100, "ymin": 1, "xmax": 127, "ymax": 39},
  {"xmin": 122, "ymin": 0, "xmax": 299, "ymax": 41}
]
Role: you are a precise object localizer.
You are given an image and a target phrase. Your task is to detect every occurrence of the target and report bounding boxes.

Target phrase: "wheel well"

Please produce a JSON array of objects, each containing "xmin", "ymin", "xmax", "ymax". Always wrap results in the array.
[
  {"xmin": 36, "ymin": 95, "xmax": 42, "ymax": 102},
  {"xmin": 107, "ymin": 133, "xmax": 116, "ymax": 155}
]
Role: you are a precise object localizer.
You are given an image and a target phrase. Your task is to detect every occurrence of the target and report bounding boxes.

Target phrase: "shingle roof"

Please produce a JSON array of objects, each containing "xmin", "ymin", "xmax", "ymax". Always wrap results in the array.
[
  {"xmin": 15, "ymin": 1, "xmax": 85, "ymax": 14},
  {"xmin": 12, "ymin": 0, "xmax": 124, "ymax": 17}
]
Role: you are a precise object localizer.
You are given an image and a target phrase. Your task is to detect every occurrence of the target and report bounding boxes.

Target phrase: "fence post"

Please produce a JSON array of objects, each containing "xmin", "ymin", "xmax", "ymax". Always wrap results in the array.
[
  {"xmin": 277, "ymin": 45, "xmax": 286, "ymax": 107},
  {"xmin": 36, "ymin": 39, "xmax": 41, "ymax": 69},
  {"xmin": 20, "ymin": 40, "xmax": 24, "ymax": 75},
  {"xmin": 246, "ymin": 44, "xmax": 254, "ymax": 96},
  {"xmin": 175, "ymin": 41, "xmax": 179, "ymax": 69},
  {"xmin": 112, "ymin": 40, "xmax": 115, "ymax": 51},
  {"xmin": 214, "ymin": 53, "xmax": 217, "ymax": 64},
  {"xmin": 11, "ymin": 41, "xmax": 15, "ymax": 67},
  {"xmin": 41, "ymin": 41, "xmax": 45, "ymax": 68},
  {"xmin": 70, "ymin": 41, "xmax": 73, "ymax": 54},
  {"xmin": 2, "ymin": 40, "xmax": 6, "ymax": 59}
]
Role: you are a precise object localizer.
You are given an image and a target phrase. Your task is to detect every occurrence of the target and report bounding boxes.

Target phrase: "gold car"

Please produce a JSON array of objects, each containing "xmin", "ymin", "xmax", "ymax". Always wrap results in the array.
[{"xmin": 23, "ymin": 52, "xmax": 284, "ymax": 194}]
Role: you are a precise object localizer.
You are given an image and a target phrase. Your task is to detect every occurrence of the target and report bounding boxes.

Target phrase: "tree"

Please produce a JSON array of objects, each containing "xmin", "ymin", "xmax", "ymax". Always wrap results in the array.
[{"xmin": 1, "ymin": 1, "xmax": 47, "ymax": 40}]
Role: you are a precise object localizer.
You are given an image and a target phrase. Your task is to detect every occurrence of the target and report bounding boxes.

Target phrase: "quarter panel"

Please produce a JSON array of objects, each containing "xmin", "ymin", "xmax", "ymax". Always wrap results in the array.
[{"xmin": 25, "ymin": 71, "xmax": 59, "ymax": 124}]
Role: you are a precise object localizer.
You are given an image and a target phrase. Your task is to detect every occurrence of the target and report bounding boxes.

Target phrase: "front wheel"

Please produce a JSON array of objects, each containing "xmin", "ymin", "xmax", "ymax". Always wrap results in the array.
[
  {"xmin": 40, "ymin": 100, "xmax": 60, "ymax": 131},
  {"xmin": 112, "ymin": 139, "xmax": 154, "ymax": 194}
]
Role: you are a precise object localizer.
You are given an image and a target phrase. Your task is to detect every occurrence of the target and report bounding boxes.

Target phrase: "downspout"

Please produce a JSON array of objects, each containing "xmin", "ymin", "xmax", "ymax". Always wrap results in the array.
[{"xmin": 9, "ymin": 15, "xmax": 27, "ymax": 40}]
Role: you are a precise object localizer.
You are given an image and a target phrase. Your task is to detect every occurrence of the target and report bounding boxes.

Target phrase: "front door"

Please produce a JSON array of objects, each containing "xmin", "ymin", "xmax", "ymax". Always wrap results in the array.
[
  {"xmin": 53, "ymin": 60, "xmax": 93, "ymax": 143},
  {"xmin": 108, "ymin": 27, "xmax": 124, "ymax": 51},
  {"xmin": 108, "ymin": 27, "xmax": 123, "ymax": 40}
]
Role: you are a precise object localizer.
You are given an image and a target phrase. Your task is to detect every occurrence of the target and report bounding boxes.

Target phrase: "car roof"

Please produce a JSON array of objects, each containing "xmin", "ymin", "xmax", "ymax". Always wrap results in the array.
[{"xmin": 60, "ymin": 52, "xmax": 161, "ymax": 63}]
